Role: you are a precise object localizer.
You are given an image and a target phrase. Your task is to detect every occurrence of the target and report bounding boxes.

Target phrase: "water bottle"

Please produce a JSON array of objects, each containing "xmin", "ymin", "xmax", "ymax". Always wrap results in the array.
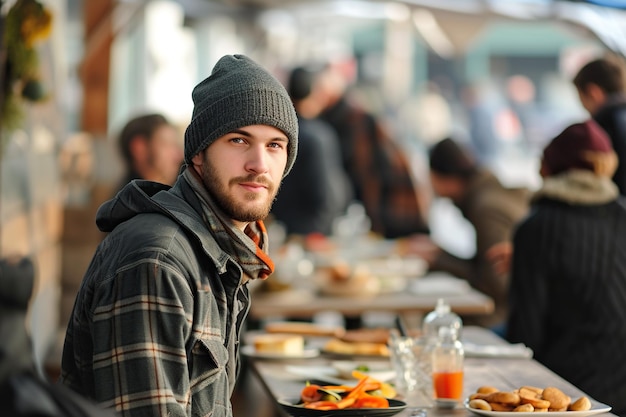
[{"xmin": 431, "ymin": 326, "xmax": 464, "ymax": 404}]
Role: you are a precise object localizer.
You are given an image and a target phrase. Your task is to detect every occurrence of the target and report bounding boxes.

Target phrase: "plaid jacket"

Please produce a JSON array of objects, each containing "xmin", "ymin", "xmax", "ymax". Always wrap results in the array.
[
  {"xmin": 60, "ymin": 178, "xmax": 250, "ymax": 417},
  {"xmin": 321, "ymin": 97, "xmax": 429, "ymax": 238}
]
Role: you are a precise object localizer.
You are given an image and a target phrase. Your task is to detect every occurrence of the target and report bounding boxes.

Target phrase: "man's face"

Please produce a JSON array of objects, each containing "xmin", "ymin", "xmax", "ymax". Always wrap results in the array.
[
  {"xmin": 192, "ymin": 124, "xmax": 289, "ymax": 228},
  {"xmin": 147, "ymin": 124, "xmax": 184, "ymax": 185}
]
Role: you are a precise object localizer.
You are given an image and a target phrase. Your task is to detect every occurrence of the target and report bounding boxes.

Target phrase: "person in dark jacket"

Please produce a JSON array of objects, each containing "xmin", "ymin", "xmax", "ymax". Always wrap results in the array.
[
  {"xmin": 0, "ymin": 256, "xmax": 117, "ymax": 417},
  {"xmin": 316, "ymin": 62, "xmax": 430, "ymax": 239},
  {"xmin": 60, "ymin": 55, "xmax": 299, "ymax": 417},
  {"xmin": 271, "ymin": 66, "xmax": 352, "ymax": 236},
  {"xmin": 573, "ymin": 56, "xmax": 626, "ymax": 195},
  {"xmin": 405, "ymin": 138, "xmax": 529, "ymax": 330},
  {"xmin": 507, "ymin": 120, "xmax": 626, "ymax": 416}
]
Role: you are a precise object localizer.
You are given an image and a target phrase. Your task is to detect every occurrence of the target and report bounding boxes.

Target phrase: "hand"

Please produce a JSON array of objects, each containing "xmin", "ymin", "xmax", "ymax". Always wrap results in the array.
[
  {"xmin": 399, "ymin": 234, "xmax": 441, "ymax": 266},
  {"xmin": 486, "ymin": 241, "xmax": 513, "ymax": 276}
]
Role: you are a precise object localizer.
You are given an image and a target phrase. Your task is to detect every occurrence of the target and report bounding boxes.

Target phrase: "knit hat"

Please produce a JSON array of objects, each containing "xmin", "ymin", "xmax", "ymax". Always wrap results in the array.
[
  {"xmin": 184, "ymin": 54, "xmax": 299, "ymax": 176},
  {"xmin": 542, "ymin": 120, "xmax": 614, "ymax": 177}
]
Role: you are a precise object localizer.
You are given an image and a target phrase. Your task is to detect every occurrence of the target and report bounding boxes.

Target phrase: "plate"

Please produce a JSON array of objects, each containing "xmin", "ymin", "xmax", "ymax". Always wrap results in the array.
[
  {"xmin": 331, "ymin": 360, "xmax": 396, "ymax": 382},
  {"xmin": 285, "ymin": 363, "xmax": 396, "ymax": 385},
  {"xmin": 278, "ymin": 397, "xmax": 407, "ymax": 417},
  {"xmin": 464, "ymin": 399, "xmax": 612, "ymax": 417},
  {"xmin": 240, "ymin": 345, "xmax": 319, "ymax": 360}
]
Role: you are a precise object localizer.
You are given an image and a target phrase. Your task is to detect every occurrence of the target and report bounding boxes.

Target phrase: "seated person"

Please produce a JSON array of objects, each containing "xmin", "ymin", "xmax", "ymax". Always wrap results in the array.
[
  {"xmin": 404, "ymin": 138, "xmax": 530, "ymax": 331},
  {"xmin": 507, "ymin": 120, "xmax": 626, "ymax": 416},
  {"xmin": 0, "ymin": 256, "xmax": 116, "ymax": 416}
]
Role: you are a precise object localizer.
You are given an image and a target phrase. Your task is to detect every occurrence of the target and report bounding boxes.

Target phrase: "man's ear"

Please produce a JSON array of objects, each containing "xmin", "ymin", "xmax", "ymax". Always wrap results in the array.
[{"xmin": 191, "ymin": 151, "xmax": 204, "ymax": 167}]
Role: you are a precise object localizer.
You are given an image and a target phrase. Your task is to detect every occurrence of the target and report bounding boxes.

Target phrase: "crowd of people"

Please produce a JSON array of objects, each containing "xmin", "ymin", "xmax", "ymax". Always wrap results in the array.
[{"xmin": 5, "ymin": 49, "xmax": 626, "ymax": 416}]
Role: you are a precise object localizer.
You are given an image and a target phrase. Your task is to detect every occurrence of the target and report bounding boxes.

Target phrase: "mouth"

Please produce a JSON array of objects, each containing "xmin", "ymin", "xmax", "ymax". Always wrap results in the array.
[{"xmin": 238, "ymin": 182, "xmax": 269, "ymax": 193}]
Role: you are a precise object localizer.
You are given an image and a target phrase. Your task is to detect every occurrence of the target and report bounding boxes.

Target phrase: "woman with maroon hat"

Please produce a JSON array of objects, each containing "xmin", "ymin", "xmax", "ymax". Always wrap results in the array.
[{"xmin": 507, "ymin": 120, "xmax": 626, "ymax": 416}]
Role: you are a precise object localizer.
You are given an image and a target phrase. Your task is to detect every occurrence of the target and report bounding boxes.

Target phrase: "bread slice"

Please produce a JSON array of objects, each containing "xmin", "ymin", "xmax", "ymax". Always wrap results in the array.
[
  {"xmin": 264, "ymin": 321, "xmax": 345, "ymax": 337},
  {"xmin": 252, "ymin": 333, "xmax": 305, "ymax": 355}
]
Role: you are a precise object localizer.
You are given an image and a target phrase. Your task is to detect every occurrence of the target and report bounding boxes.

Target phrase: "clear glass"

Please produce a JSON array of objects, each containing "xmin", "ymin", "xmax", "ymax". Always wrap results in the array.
[{"xmin": 388, "ymin": 331, "xmax": 434, "ymax": 407}]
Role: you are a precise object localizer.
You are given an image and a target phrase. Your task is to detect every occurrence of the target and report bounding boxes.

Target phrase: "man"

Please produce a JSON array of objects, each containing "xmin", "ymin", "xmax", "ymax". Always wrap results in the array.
[
  {"xmin": 60, "ymin": 54, "xmax": 299, "ymax": 417},
  {"xmin": 573, "ymin": 56, "xmax": 626, "ymax": 194},
  {"xmin": 507, "ymin": 120, "xmax": 626, "ymax": 416},
  {"xmin": 316, "ymin": 61, "xmax": 430, "ymax": 239},
  {"xmin": 271, "ymin": 66, "xmax": 352, "ymax": 236},
  {"xmin": 116, "ymin": 113, "xmax": 184, "ymax": 190},
  {"xmin": 404, "ymin": 138, "xmax": 529, "ymax": 331}
]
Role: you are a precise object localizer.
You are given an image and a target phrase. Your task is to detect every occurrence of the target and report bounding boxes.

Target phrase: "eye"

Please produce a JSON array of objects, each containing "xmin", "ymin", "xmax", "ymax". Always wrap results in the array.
[
  {"xmin": 268, "ymin": 140, "xmax": 288, "ymax": 150},
  {"xmin": 229, "ymin": 137, "xmax": 246, "ymax": 144}
]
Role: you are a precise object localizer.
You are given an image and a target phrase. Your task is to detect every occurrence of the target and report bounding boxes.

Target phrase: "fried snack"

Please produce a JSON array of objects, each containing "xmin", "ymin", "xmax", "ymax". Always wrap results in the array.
[
  {"xmin": 534, "ymin": 408, "xmax": 548, "ymax": 413},
  {"xmin": 490, "ymin": 402, "xmax": 516, "ymax": 411},
  {"xmin": 469, "ymin": 399, "xmax": 492, "ymax": 411},
  {"xmin": 469, "ymin": 393, "xmax": 489, "ymax": 401},
  {"xmin": 542, "ymin": 387, "xmax": 571, "ymax": 410},
  {"xmin": 521, "ymin": 386, "xmax": 544, "ymax": 396},
  {"xmin": 513, "ymin": 404, "xmax": 534, "ymax": 412},
  {"xmin": 518, "ymin": 388, "xmax": 551, "ymax": 409},
  {"xmin": 569, "ymin": 397, "xmax": 592, "ymax": 412},
  {"xmin": 485, "ymin": 391, "xmax": 521, "ymax": 406},
  {"xmin": 477, "ymin": 386, "xmax": 500, "ymax": 395}
]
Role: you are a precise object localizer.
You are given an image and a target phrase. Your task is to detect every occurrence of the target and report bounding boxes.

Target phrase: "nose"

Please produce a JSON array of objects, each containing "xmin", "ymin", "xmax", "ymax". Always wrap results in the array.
[{"xmin": 244, "ymin": 144, "xmax": 269, "ymax": 174}]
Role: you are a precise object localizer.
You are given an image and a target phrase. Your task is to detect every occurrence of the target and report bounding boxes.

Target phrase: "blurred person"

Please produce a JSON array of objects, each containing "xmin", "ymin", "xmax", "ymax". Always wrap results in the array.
[
  {"xmin": 316, "ymin": 61, "xmax": 430, "ymax": 239},
  {"xmin": 116, "ymin": 113, "xmax": 184, "ymax": 191},
  {"xmin": 270, "ymin": 66, "xmax": 352, "ymax": 236},
  {"xmin": 404, "ymin": 138, "xmax": 530, "ymax": 331},
  {"xmin": 573, "ymin": 56, "xmax": 626, "ymax": 195},
  {"xmin": 506, "ymin": 120, "xmax": 626, "ymax": 416},
  {"xmin": 0, "ymin": 256, "xmax": 116, "ymax": 417},
  {"xmin": 60, "ymin": 54, "xmax": 299, "ymax": 417}
]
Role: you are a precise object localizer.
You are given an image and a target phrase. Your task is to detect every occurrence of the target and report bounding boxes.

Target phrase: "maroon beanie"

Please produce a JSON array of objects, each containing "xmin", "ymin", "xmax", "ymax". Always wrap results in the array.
[{"xmin": 541, "ymin": 120, "xmax": 613, "ymax": 176}]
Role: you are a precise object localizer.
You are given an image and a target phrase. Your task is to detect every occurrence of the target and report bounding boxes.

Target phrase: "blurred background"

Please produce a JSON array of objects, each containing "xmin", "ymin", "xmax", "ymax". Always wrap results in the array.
[{"xmin": 0, "ymin": 0, "xmax": 625, "ymax": 378}]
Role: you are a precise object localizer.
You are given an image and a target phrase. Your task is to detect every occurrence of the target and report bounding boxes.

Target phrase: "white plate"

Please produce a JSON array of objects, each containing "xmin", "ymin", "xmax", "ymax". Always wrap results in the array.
[
  {"xmin": 285, "ymin": 363, "xmax": 395, "ymax": 385},
  {"xmin": 464, "ymin": 400, "xmax": 612, "ymax": 417},
  {"xmin": 331, "ymin": 360, "xmax": 396, "ymax": 382},
  {"xmin": 240, "ymin": 345, "xmax": 319, "ymax": 360}
]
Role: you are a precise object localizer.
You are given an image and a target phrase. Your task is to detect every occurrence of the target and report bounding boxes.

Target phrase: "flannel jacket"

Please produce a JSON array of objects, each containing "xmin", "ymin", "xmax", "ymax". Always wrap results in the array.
[
  {"xmin": 321, "ymin": 97, "xmax": 430, "ymax": 239},
  {"xmin": 60, "ymin": 176, "xmax": 250, "ymax": 417}
]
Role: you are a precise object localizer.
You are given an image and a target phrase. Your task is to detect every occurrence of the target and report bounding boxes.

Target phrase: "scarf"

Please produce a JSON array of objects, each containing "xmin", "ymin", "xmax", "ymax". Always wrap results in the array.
[
  {"xmin": 183, "ymin": 169, "xmax": 274, "ymax": 282},
  {"xmin": 532, "ymin": 169, "xmax": 619, "ymax": 205}
]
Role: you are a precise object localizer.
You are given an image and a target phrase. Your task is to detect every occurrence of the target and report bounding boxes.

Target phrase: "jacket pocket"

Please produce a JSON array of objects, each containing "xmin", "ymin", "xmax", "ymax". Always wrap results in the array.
[{"xmin": 189, "ymin": 337, "xmax": 231, "ymax": 416}]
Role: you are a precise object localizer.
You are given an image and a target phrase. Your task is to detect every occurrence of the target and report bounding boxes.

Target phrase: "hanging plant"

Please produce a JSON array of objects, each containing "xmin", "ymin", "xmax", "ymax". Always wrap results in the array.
[{"xmin": 1, "ymin": 0, "xmax": 53, "ymax": 133}]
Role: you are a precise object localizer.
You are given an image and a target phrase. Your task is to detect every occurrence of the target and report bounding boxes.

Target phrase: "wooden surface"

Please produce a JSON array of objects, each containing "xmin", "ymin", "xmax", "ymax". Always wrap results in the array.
[
  {"xmin": 249, "ymin": 274, "xmax": 494, "ymax": 322},
  {"xmin": 244, "ymin": 326, "xmax": 615, "ymax": 417}
]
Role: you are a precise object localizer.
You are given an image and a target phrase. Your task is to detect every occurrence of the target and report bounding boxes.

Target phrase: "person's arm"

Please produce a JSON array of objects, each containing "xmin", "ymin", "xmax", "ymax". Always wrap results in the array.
[
  {"xmin": 506, "ymin": 220, "xmax": 549, "ymax": 351},
  {"xmin": 90, "ymin": 258, "xmax": 196, "ymax": 417}
]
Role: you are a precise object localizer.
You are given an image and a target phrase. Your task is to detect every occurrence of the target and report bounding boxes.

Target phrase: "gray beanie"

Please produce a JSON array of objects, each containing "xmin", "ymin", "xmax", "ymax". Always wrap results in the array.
[{"xmin": 184, "ymin": 54, "xmax": 299, "ymax": 177}]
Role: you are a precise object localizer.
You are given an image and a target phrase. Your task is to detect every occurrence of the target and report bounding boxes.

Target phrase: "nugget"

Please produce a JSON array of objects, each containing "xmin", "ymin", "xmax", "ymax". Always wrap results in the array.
[
  {"xmin": 569, "ymin": 397, "xmax": 592, "ymax": 412},
  {"xmin": 542, "ymin": 387, "xmax": 571, "ymax": 409},
  {"xmin": 485, "ymin": 391, "xmax": 521, "ymax": 406},
  {"xmin": 513, "ymin": 404, "xmax": 534, "ymax": 412},
  {"xmin": 477, "ymin": 386, "xmax": 500, "ymax": 395},
  {"xmin": 470, "ymin": 392, "xmax": 490, "ymax": 401},
  {"xmin": 490, "ymin": 402, "xmax": 516, "ymax": 411},
  {"xmin": 519, "ymin": 388, "xmax": 551, "ymax": 409},
  {"xmin": 469, "ymin": 399, "xmax": 493, "ymax": 411}
]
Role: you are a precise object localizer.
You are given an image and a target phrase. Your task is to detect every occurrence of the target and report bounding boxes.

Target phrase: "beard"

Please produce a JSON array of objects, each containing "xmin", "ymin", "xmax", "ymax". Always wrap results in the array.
[{"xmin": 198, "ymin": 155, "xmax": 279, "ymax": 223}]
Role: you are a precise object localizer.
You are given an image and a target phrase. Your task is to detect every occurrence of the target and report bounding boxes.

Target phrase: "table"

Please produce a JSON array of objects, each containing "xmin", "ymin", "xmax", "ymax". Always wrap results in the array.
[
  {"xmin": 248, "ymin": 273, "xmax": 494, "ymax": 329},
  {"xmin": 243, "ymin": 326, "xmax": 616, "ymax": 417}
]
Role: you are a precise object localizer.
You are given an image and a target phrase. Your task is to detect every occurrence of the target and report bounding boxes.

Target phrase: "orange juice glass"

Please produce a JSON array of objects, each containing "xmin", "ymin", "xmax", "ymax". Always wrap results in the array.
[{"xmin": 432, "ymin": 370, "xmax": 464, "ymax": 400}]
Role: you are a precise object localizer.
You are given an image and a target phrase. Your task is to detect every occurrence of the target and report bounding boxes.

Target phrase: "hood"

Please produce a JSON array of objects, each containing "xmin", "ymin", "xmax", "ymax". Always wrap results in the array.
[{"xmin": 96, "ymin": 180, "xmax": 171, "ymax": 233}]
